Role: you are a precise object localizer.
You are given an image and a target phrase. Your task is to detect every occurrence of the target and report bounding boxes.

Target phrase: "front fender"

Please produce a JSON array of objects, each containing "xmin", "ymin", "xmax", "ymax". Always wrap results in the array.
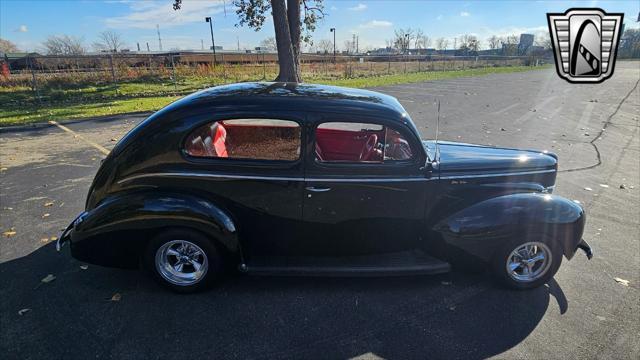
[
  {"xmin": 433, "ymin": 193, "xmax": 586, "ymax": 263},
  {"xmin": 68, "ymin": 191, "xmax": 238, "ymax": 268}
]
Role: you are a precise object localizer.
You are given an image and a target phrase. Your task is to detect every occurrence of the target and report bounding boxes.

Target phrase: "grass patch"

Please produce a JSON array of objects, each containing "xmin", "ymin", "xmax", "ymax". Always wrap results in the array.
[
  {"xmin": 0, "ymin": 96, "xmax": 180, "ymax": 126},
  {"xmin": 0, "ymin": 65, "xmax": 547, "ymax": 126}
]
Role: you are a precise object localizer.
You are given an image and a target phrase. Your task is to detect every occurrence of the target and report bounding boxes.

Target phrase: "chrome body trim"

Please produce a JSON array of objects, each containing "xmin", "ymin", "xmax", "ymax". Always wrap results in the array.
[
  {"xmin": 439, "ymin": 169, "xmax": 555, "ymax": 180},
  {"xmin": 117, "ymin": 168, "xmax": 555, "ymax": 185},
  {"xmin": 117, "ymin": 172, "xmax": 434, "ymax": 184}
]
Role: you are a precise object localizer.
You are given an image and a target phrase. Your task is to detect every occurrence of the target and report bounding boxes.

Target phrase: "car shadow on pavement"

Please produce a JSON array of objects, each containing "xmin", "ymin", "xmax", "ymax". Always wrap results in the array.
[{"xmin": 0, "ymin": 243, "xmax": 567, "ymax": 359}]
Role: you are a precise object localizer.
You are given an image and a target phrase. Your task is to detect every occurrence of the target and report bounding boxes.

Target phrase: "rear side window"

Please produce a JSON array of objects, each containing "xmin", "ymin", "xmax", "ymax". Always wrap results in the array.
[
  {"xmin": 315, "ymin": 122, "xmax": 414, "ymax": 163},
  {"xmin": 184, "ymin": 119, "xmax": 301, "ymax": 161}
]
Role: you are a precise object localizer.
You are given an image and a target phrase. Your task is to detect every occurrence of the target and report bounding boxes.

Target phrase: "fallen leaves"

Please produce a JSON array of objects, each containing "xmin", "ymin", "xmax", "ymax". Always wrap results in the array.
[
  {"xmin": 110, "ymin": 293, "xmax": 122, "ymax": 302},
  {"xmin": 3, "ymin": 228, "xmax": 17, "ymax": 237},
  {"xmin": 599, "ymin": 184, "xmax": 609, "ymax": 188},
  {"xmin": 42, "ymin": 213, "xmax": 50, "ymax": 218},
  {"xmin": 584, "ymin": 187, "xmax": 593, "ymax": 191},
  {"xmin": 44, "ymin": 201, "xmax": 54, "ymax": 207},
  {"xmin": 614, "ymin": 277, "xmax": 630, "ymax": 287},
  {"xmin": 80, "ymin": 264, "xmax": 88, "ymax": 270}
]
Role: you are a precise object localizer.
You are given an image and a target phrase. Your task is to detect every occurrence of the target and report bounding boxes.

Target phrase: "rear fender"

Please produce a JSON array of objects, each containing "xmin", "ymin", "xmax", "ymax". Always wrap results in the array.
[
  {"xmin": 69, "ymin": 191, "xmax": 238, "ymax": 268},
  {"xmin": 432, "ymin": 193, "xmax": 586, "ymax": 263}
]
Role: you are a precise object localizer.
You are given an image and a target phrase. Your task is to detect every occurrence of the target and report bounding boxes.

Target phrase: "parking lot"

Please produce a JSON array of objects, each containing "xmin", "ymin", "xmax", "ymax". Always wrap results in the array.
[{"xmin": 1, "ymin": 63, "xmax": 638, "ymax": 359}]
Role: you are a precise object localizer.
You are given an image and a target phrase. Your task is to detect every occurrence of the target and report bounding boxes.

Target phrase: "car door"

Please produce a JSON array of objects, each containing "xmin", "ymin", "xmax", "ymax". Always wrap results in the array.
[
  {"xmin": 301, "ymin": 114, "xmax": 433, "ymax": 256},
  {"xmin": 182, "ymin": 115, "xmax": 306, "ymax": 259}
]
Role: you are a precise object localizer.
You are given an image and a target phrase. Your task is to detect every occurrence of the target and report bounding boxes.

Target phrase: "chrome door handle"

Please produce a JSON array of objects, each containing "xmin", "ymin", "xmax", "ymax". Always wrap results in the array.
[{"xmin": 306, "ymin": 186, "xmax": 331, "ymax": 192}]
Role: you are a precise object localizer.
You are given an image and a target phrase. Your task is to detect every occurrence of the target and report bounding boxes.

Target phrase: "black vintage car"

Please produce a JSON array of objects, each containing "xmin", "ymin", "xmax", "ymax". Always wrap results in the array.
[{"xmin": 57, "ymin": 82, "xmax": 592, "ymax": 292}]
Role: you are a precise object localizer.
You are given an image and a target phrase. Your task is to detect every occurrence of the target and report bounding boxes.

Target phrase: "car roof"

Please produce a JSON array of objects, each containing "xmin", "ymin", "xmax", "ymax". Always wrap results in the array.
[{"xmin": 165, "ymin": 82, "xmax": 409, "ymax": 120}]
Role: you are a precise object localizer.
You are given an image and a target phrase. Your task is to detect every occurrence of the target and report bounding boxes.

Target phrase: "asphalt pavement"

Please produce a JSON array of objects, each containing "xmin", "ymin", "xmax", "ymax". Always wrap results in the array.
[{"xmin": 1, "ymin": 62, "xmax": 638, "ymax": 359}]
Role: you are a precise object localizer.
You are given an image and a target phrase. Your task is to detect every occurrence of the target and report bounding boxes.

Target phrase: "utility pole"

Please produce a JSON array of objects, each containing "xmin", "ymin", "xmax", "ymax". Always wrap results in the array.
[
  {"xmin": 405, "ymin": 34, "xmax": 410, "ymax": 54},
  {"xmin": 146, "ymin": 42, "xmax": 150, "ymax": 51},
  {"xmin": 237, "ymin": 36, "xmax": 240, "ymax": 51},
  {"xmin": 330, "ymin": 28, "xmax": 336, "ymax": 62},
  {"xmin": 137, "ymin": 42, "xmax": 140, "ymax": 51},
  {"xmin": 156, "ymin": 24, "xmax": 162, "ymax": 51},
  {"xmin": 201, "ymin": 39, "xmax": 204, "ymax": 50},
  {"xmin": 356, "ymin": 36, "xmax": 359, "ymax": 54},
  {"xmin": 205, "ymin": 17, "xmax": 216, "ymax": 67}
]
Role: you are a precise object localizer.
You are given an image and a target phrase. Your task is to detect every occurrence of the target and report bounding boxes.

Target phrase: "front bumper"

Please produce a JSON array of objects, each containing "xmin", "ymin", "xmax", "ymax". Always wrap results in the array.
[
  {"xmin": 56, "ymin": 211, "xmax": 87, "ymax": 251},
  {"xmin": 576, "ymin": 239, "xmax": 593, "ymax": 260}
]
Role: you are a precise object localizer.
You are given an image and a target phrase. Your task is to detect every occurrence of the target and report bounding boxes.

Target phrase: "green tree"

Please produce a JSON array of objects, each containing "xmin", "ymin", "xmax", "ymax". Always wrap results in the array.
[{"xmin": 173, "ymin": 0, "xmax": 324, "ymax": 82}]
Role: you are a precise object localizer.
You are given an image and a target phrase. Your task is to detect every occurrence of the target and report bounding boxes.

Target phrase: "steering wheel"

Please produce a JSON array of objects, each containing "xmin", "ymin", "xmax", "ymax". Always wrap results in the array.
[{"xmin": 358, "ymin": 134, "xmax": 378, "ymax": 161}]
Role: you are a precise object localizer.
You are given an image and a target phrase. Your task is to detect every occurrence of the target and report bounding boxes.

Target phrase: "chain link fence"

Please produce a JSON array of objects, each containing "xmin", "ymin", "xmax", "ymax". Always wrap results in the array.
[{"xmin": 0, "ymin": 52, "xmax": 549, "ymax": 105}]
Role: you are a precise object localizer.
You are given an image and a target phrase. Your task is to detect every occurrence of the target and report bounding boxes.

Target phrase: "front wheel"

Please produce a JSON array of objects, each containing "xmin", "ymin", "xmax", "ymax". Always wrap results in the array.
[
  {"xmin": 143, "ymin": 229, "xmax": 223, "ymax": 293},
  {"xmin": 491, "ymin": 236, "xmax": 562, "ymax": 290}
]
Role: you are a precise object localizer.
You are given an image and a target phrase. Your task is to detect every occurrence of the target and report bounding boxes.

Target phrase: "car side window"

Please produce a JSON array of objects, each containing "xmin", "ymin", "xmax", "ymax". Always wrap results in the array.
[
  {"xmin": 184, "ymin": 119, "xmax": 301, "ymax": 161},
  {"xmin": 315, "ymin": 122, "xmax": 414, "ymax": 163}
]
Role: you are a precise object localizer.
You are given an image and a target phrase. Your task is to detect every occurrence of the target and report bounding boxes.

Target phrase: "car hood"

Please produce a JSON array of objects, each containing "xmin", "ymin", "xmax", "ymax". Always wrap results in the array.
[{"xmin": 423, "ymin": 140, "xmax": 557, "ymax": 176}]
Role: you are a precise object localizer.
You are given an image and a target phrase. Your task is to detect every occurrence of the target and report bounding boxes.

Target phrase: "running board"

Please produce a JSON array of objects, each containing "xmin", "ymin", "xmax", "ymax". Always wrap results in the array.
[{"xmin": 243, "ymin": 250, "xmax": 451, "ymax": 277}]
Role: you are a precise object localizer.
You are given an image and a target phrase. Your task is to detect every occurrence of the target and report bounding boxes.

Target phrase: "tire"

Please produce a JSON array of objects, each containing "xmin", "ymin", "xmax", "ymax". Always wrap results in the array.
[
  {"xmin": 491, "ymin": 234, "xmax": 562, "ymax": 290},
  {"xmin": 143, "ymin": 229, "xmax": 224, "ymax": 293}
]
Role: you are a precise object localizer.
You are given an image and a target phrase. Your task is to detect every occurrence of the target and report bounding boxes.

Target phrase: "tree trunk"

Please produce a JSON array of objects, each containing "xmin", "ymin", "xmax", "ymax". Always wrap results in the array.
[
  {"xmin": 286, "ymin": 0, "xmax": 302, "ymax": 79},
  {"xmin": 271, "ymin": 0, "xmax": 301, "ymax": 82}
]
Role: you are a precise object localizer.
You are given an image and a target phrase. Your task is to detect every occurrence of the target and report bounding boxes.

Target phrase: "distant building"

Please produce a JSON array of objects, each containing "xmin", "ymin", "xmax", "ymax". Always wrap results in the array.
[
  {"xmin": 366, "ymin": 47, "xmax": 398, "ymax": 55},
  {"xmin": 518, "ymin": 34, "xmax": 535, "ymax": 55}
]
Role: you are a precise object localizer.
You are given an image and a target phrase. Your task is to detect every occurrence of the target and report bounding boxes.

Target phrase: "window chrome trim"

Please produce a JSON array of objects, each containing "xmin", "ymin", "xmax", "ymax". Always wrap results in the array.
[{"xmin": 117, "ymin": 169, "xmax": 555, "ymax": 185}]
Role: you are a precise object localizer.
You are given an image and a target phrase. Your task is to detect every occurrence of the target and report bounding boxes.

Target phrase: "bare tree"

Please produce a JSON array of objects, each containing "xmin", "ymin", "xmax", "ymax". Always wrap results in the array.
[
  {"xmin": 93, "ymin": 30, "xmax": 126, "ymax": 52},
  {"xmin": 501, "ymin": 34, "xmax": 519, "ymax": 56},
  {"xmin": 413, "ymin": 30, "xmax": 431, "ymax": 51},
  {"xmin": 43, "ymin": 35, "xmax": 86, "ymax": 55},
  {"xmin": 317, "ymin": 39, "xmax": 333, "ymax": 54},
  {"xmin": 534, "ymin": 33, "xmax": 552, "ymax": 51},
  {"xmin": 385, "ymin": 38, "xmax": 394, "ymax": 49},
  {"xmin": 458, "ymin": 34, "xmax": 480, "ymax": 54},
  {"xmin": 488, "ymin": 35, "xmax": 501, "ymax": 50},
  {"xmin": 175, "ymin": 0, "xmax": 325, "ymax": 82},
  {"xmin": 343, "ymin": 40, "xmax": 355, "ymax": 55},
  {"xmin": 393, "ymin": 28, "xmax": 414, "ymax": 53},
  {"xmin": 0, "ymin": 38, "xmax": 19, "ymax": 53},
  {"xmin": 259, "ymin": 37, "xmax": 277, "ymax": 51},
  {"xmin": 436, "ymin": 37, "xmax": 448, "ymax": 53}
]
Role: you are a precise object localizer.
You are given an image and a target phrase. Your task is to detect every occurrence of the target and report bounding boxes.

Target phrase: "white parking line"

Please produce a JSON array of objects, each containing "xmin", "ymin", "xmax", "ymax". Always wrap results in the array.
[{"xmin": 48, "ymin": 121, "xmax": 110, "ymax": 156}]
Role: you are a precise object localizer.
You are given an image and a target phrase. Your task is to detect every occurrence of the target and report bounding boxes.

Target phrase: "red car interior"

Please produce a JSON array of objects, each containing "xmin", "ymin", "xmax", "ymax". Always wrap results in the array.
[
  {"xmin": 185, "ymin": 121, "xmax": 300, "ymax": 161},
  {"xmin": 315, "ymin": 128, "xmax": 384, "ymax": 162},
  {"xmin": 185, "ymin": 120, "xmax": 412, "ymax": 162}
]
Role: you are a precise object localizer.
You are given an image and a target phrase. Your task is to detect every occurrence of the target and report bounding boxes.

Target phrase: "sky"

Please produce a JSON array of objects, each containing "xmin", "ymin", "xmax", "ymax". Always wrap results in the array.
[{"xmin": 1, "ymin": 0, "xmax": 638, "ymax": 53}]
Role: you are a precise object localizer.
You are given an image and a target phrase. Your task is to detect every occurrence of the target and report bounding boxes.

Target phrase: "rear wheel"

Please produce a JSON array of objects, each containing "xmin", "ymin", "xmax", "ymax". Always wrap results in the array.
[
  {"xmin": 491, "ymin": 236, "xmax": 562, "ymax": 290},
  {"xmin": 144, "ymin": 229, "xmax": 223, "ymax": 293}
]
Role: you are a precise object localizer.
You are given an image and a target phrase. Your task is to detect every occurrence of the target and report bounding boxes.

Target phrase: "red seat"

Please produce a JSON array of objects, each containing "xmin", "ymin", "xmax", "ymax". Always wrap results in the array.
[{"xmin": 210, "ymin": 123, "xmax": 228, "ymax": 157}]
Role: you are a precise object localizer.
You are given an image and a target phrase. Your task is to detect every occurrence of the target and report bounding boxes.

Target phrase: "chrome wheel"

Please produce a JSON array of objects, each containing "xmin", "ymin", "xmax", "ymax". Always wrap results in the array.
[
  {"xmin": 505, "ymin": 242, "xmax": 552, "ymax": 283},
  {"xmin": 155, "ymin": 240, "xmax": 208, "ymax": 286}
]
